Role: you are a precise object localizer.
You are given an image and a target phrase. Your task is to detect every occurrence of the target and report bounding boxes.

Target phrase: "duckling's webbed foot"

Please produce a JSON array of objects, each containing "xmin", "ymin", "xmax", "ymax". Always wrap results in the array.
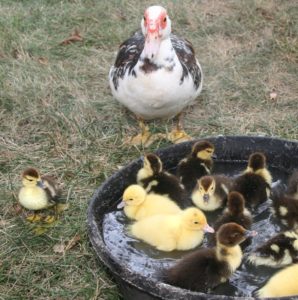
[
  {"xmin": 168, "ymin": 112, "xmax": 193, "ymax": 144},
  {"xmin": 26, "ymin": 213, "xmax": 43, "ymax": 223}
]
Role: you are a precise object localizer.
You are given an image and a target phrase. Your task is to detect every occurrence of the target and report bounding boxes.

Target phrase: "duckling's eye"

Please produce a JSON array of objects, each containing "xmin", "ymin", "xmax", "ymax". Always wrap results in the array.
[
  {"xmin": 129, "ymin": 198, "xmax": 133, "ymax": 201},
  {"xmin": 194, "ymin": 221, "xmax": 199, "ymax": 224},
  {"xmin": 163, "ymin": 17, "xmax": 167, "ymax": 22},
  {"xmin": 28, "ymin": 179, "xmax": 33, "ymax": 182}
]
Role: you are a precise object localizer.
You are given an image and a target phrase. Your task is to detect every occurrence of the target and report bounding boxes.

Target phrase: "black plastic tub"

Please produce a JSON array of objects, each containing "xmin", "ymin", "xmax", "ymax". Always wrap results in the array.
[{"xmin": 87, "ymin": 136, "xmax": 298, "ymax": 300}]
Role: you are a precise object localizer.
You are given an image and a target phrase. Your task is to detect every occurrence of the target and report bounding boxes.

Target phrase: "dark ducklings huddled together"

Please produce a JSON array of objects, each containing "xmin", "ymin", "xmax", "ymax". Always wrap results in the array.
[{"xmin": 115, "ymin": 139, "xmax": 298, "ymax": 297}]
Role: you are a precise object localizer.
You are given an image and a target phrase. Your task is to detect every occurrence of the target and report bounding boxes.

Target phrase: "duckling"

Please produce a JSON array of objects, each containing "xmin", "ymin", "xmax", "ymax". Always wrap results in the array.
[
  {"xmin": 211, "ymin": 191, "xmax": 252, "ymax": 248},
  {"xmin": 255, "ymin": 264, "xmax": 298, "ymax": 298},
  {"xmin": 248, "ymin": 230, "xmax": 298, "ymax": 267},
  {"xmin": 130, "ymin": 207, "xmax": 214, "ymax": 252},
  {"xmin": 177, "ymin": 140, "xmax": 215, "ymax": 192},
  {"xmin": 18, "ymin": 168, "xmax": 61, "ymax": 223},
  {"xmin": 191, "ymin": 175, "xmax": 232, "ymax": 211},
  {"xmin": 287, "ymin": 170, "xmax": 298, "ymax": 199},
  {"xmin": 271, "ymin": 183, "xmax": 298, "ymax": 229},
  {"xmin": 117, "ymin": 184, "xmax": 181, "ymax": 220},
  {"xmin": 232, "ymin": 152, "xmax": 272, "ymax": 207},
  {"xmin": 137, "ymin": 153, "xmax": 187, "ymax": 208},
  {"xmin": 164, "ymin": 222, "xmax": 257, "ymax": 292}
]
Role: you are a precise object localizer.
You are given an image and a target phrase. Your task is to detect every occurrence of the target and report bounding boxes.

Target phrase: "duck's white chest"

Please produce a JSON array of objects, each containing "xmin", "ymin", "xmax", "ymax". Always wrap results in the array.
[
  {"xmin": 18, "ymin": 187, "xmax": 48, "ymax": 210},
  {"xmin": 110, "ymin": 40, "xmax": 202, "ymax": 120}
]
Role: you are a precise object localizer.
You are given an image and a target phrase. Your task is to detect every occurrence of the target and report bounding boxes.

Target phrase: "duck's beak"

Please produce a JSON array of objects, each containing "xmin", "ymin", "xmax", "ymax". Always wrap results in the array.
[
  {"xmin": 143, "ymin": 21, "xmax": 161, "ymax": 59},
  {"xmin": 203, "ymin": 224, "xmax": 215, "ymax": 233},
  {"xmin": 117, "ymin": 201, "xmax": 125, "ymax": 209},
  {"xmin": 244, "ymin": 230, "xmax": 258, "ymax": 238},
  {"xmin": 203, "ymin": 194, "xmax": 209, "ymax": 203},
  {"xmin": 37, "ymin": 180, "xmax": 45, "ymax": 188}
]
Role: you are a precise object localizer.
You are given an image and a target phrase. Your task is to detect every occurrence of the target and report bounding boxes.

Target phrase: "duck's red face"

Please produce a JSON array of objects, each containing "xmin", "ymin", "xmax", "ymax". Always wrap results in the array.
[{"xmin": 141, "ymin": 6, "xmax": 171, "ymax": 59}]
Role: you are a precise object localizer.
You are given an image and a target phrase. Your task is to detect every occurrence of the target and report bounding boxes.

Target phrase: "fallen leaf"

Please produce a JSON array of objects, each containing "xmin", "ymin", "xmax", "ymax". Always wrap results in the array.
[
  {"xmin": 269, "ymin": 91, "xmax": 277, "ymax": 100},
  {"xmin": 37, "ymin": 56, "xmax": 49, "ymax": 65},
  {"xmin": 65, "ymin": 234, "xmax": 81, "ymax": 251},
  {"xmin": 53, "ymin": 243, "xmax": 65, "ymax": 254},
  {"xmin": 60, "ymin": 29, "xmax": 83, "ymax": 46}
]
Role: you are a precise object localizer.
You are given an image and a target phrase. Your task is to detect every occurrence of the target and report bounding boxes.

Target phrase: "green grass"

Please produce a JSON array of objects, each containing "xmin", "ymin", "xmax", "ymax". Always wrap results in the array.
[{"xmin": 0, "ymin": 0, "xmax": 297, "ymax": 299}]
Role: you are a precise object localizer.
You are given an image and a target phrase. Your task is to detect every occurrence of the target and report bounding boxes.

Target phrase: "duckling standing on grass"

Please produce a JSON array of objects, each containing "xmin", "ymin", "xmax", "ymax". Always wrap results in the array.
[
  {"xmin": 117, "ymin": 184, "xmax": 181, "ymax": 220},
  {"xmin": 271, "ymin": 171, "xmax": 298, "ymax": 229},
  {"xmin": 164, "ymin": 222, "xmax": 257, "ymax": 292},
  {"xmin": 191, "ymin": 175, "xmax": 232, "ymax": 211},
  {"xmin": 255, "ymin": 264, "xmax": 298, "ymax": 298},
  {"xmin": 18, "ymin": 168, "xmax": 63, "ymax": 223},
  {"xmin": 137, "ymin": 153, "xmax": 187, "ymax": 208},
  {"xmin": 248, "ymin": 230, "xmax": 298, "ymax": 267},
  {"xmin": 177, "ymin": 140, "xmax": 215, "ymax": 192},
  {"xmin": 232, "ymin": 152, "xmax": 272, "ymax": 207},
  {"xmin": 130, "ymin": 207, "xmax": 214, "ymax": 252}
]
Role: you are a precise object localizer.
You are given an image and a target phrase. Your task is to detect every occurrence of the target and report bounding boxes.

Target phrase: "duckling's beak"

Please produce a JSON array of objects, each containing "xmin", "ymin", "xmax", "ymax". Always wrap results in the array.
[
  {"xmin": 203, "ymin": 224, "xmax": 215, "ymax": 233},
  {"xmin": 244, "ymin": 230, "xmax": 258, "ymax": 238},
  {"xmin": 117, "ymin": 201, "xmax": 125, "ymax": 209},
  {"xmin": 203, "ymin": 194, "xmax": 209, "ymax": 203},
  {"xmin": 37, "ymin": 180, "xmax": 45, "ymax": 188}
]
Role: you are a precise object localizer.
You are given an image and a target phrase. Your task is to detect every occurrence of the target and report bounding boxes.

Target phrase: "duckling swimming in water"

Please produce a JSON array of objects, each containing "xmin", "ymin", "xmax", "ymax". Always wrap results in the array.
[
  {"xmin": 164, "ymin": 222, "xmax": 257, "ymax": 292},
  {"xmin": 18, "ymin": 168, "xmax": 61, "ymax": 223},
  {"xmin": 232, "ymin": 152, "xmax": 272, "ymax": 207},
  {"xmin": 248, "ymin": 230, "xmax": 298, "ymax": 267},
  {"xmin": 130, "ymin": 207, "xmax": 214, "ymax": 252},
  {"xmin": 191, "ymin": 175, "xmax": 231, "ymax": 211},
  {"xmin": 211, "ymin": 191, "xmax": 253, "ymax": 249},
  {"xmin": 177, "ymin": 140, "xmax": 215, "ymax": 193},
  {"xmin": 137, "ymin": 153, "xmax": 187, "ymax": 208},
  {"xmin": 255, "ymin": 263, "xmax": 298, "ymax": 298},
  {"xmin": 271, "ymin": 172, "xmax": 298, "ymax": 229},
  {"xmin": 117, "ymin": 184, "xmax": 181, "ymax": 220}
]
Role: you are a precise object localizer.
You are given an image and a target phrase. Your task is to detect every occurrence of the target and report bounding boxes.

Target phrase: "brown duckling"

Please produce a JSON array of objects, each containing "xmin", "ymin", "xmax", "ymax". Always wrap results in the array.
[
  {"xmin": 137, "ymin": 153, "xmax": 187, "ymax": 208},
  {"xmin": 255, "ymin": 264, "xmax": 298, "ymax": 298},
  {"xmin": 287, "ymin": 170, "xmax": 298, "ymax": 199},
  {"xmin": 18, "ymin": 168, "xmax": 61, "ymax": 223},
  {"xmin": 176, "ymin": 140, "xmax": 215, "ymax": 192},
  {"xmin": 232, "ymin": 152, "xmax": 272, "ymax": 207},
  {"xmin": 211, "ymin": 191, "xmax": 253, "ymax": 249},
  {"xmin": 248, "ymin": 230, "xmax": 298, "ymax": 267},
  {"xmin": 191, "ymin": 175, "xmax": 232, "ymax": 211},
  {"xmin": 271, "ymin": 176, "xmax": 298, "ymax": 229},
  {"xmin": 164, "ymin": 222, "xmax": 257, "ymax": 292}
]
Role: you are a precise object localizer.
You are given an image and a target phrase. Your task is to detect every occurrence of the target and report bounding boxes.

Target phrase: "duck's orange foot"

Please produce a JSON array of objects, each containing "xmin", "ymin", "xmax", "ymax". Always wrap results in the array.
[
  {"xmin": 167, "ymin": 129, "xmax": 193, "ymax": 144},
  {"xmin": 124, "ymin": 130, "xmax": 165, "ymax": 147}
]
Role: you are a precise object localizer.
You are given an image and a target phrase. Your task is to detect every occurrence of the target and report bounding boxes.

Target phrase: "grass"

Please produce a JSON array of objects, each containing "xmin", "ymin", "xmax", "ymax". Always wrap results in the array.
[{"xmin": 0, "ymin": 0, "xmax": 297, "ymax": 299}]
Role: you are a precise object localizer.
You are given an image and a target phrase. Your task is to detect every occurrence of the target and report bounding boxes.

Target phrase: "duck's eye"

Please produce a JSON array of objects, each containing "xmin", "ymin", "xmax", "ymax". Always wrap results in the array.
[{"xmin": 143, "ymin": 16, "xmax": 146, "ymax": 21}]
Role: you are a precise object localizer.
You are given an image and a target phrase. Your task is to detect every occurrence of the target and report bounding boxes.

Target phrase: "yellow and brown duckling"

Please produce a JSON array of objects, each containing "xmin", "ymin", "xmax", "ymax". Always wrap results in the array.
[
  {"xmin": 130, "ymin": 207, "xmax": 214, "ymax": 252},
  {"xmin": 211, "ymin": 192, "xmax": 252, "ymax": 249},
  {"xmin": 18, "ymin": 168, "xmax": 61, "ymax": 223},
  {"xmin": 117, "ymin": 184, "xmax": 181, "ymax": 220},
  {"xmin": 255, "ymin": 264, "xmax": 298, "ymax": 298},
  {"xmin": 191, "ymin": 175, "xmax": 232, "ymax": 211},
  {"xmin": 248, "ymin": 230, "xmax": 298, "ymax": 268},
  {"xmin": 232, "ymin": 152, "xmax": 272, "ymax": 207},
  {"xmin": 271, "ymin": 171, "xmax": 298, "ymax": 229},
  {"xmin": 164, "ymin": 222, "xmax": 257, "ymax": 292},
  {"xmin": 137, "ymin": 153, "xmax": 187, "ymax": 208},
  {"xmin": 177, "ymin": 140, "xmax": 215, "ymax": 193}
]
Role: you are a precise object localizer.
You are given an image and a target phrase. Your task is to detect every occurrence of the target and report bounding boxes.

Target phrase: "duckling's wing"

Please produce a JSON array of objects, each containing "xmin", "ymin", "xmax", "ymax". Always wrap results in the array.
[{"xmin": 41, "ymin": 175, "xmax": 61, "ymax": 203}]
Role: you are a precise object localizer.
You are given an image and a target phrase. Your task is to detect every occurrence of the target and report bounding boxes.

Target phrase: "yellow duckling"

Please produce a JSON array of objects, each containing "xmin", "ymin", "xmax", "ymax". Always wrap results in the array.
[
  {"xmin": 18, "ymin": 168, "xmax": 61, "ymax": 223},
  {"xmin": 130, "ymin": 207, "xmax": 214, "ymax": 251},
  {"xmin": 255, "ymin": 264, "xmax": 298, "ymax": 298},
  {"xmin": 191, "ymin": 175, "xmax": 231, "ymax": 211},
  {"xmin": 117, "ymin": 184, "xmax": 181, "ymax": 220}
]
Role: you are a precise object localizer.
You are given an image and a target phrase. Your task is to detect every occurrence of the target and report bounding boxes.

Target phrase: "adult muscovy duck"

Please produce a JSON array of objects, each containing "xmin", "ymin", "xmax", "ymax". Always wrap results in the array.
[{"xmin": 109, "ymin": 5, "xmax": 203, "ymax": 146}]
